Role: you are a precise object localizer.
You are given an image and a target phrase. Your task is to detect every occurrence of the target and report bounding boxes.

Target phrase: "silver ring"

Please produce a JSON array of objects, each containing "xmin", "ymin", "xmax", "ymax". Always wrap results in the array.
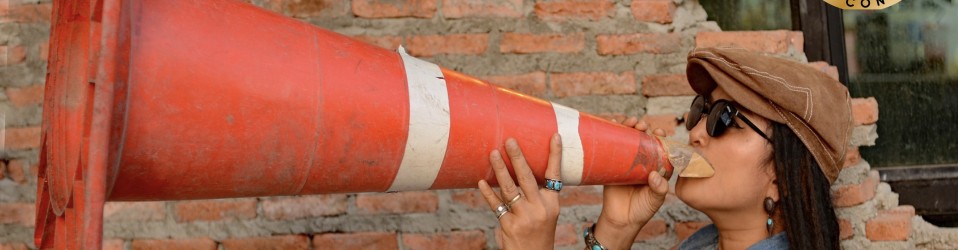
[
  {"xmin": 495, "ymin": 204, "xmax": 509, "ymax": 219},
  {"xmin": 545, "ymin": 179, "xmax": 563, "ymax": 192},
  {"xmin": 507, "ymin": 194, "xmax": 522, "ymax": 206}
]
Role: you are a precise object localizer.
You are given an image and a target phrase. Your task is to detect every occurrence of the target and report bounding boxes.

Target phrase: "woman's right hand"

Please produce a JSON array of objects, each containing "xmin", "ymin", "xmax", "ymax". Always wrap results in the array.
[{"xmin": 592, "ymin": 117, "xmax": 671, "ymax": 249}]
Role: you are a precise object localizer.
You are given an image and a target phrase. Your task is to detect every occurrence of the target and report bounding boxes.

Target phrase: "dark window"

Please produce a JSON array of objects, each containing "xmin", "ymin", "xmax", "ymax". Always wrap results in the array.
[{"xmin": 842, "ymin": 0, "xmax": 958, "ymax": 227}]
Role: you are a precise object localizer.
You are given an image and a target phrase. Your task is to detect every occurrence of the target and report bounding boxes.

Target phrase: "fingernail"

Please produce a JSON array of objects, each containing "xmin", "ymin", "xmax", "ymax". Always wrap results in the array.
[
  {"xmin": 554, "ymin": 134, "xmax": 562, "ymax": 146},
  {"xmin": 491, "ymin": 150, "xmax": 501, "ymax": 159},
  {"xmin": 651, "ymin": 173, "xmax": 661, "ymax": 186}
]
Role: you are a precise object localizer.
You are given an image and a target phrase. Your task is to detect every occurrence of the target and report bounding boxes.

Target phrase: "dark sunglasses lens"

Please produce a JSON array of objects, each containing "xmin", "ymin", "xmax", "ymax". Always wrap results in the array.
[
  {"xmin": 686, "ymin": 96, "xmax": 706, "ymax": 130},
  {"xmin": 707, "ymin": 101, "xmax": 734, "ymax": 137}
]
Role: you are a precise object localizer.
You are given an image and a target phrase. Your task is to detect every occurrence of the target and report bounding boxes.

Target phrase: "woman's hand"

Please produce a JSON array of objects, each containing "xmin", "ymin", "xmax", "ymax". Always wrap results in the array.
[
  {"xmin": 593, "ymin": 117, "xmax": 671, "ymax": 249},
  {"xmin": 478, "ymin": 134, "xmax": 563, "ymax": 250}
]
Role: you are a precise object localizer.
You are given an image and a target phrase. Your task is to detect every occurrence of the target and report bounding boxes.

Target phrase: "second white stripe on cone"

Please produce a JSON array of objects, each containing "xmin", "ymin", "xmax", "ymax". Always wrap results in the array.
[{"xmin": 389, "ymin": 47, "xmax": 452, "ymax": 192}]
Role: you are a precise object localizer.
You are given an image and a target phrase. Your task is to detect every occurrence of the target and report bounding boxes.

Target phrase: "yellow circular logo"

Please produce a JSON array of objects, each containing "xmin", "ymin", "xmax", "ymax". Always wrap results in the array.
[{"xmin": 823, "ymin": 0, "xmax": 902, "ymax": 10}]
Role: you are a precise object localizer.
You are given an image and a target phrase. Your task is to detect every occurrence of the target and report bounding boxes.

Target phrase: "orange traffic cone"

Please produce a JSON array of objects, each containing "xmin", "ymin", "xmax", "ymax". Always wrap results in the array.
[{"xmin": 35, "ymin": 0, "xmax": 710, "ymax": 248}]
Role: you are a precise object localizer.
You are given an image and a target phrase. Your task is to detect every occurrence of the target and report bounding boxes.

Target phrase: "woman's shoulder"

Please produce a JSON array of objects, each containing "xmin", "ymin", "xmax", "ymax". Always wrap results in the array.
[
  {"xmin": 676, "ymin": 224, "xmax": 790, "ymax": 250},
  {"xmin": 677, "ymin": 224, "xmax": 719, "ymax": 250}
]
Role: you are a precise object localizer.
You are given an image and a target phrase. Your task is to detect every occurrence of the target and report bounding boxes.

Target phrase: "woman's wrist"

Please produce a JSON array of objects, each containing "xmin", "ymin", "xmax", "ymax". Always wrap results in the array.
[{"xmin": 592, "ymin": 215, "xmax": 644, "ymax": 250}]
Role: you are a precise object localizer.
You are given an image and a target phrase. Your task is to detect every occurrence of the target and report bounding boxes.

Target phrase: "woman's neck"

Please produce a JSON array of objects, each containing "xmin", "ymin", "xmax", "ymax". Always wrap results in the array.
[{"xmin": 706, "ymin": 210, "xmax": 782, "ymax": 250}]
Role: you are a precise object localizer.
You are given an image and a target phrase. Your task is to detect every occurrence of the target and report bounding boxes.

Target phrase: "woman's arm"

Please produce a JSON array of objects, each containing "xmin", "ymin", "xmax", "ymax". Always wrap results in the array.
[{"xmin": 590, "ymin": 118, "xmax": 671, "ymax": 250}]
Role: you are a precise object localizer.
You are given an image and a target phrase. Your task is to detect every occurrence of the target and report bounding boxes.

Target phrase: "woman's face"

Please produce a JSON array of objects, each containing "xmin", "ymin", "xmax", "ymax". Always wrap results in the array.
[{"xmin": 675, "ymin": 87, "xmax": 777, "ymax": 215}]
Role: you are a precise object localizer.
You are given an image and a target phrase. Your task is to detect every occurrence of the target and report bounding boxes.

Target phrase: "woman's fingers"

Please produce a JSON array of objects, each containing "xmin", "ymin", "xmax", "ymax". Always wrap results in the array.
[
  {"xmin": 504, "ymin": 138, "xmax": 541, "ymax": 204},
  {"xmin": 643, "ymin": 172, "xmax": 669, "ymax": 210},
  {"xmin": 478, "ymin": 180, "xmax": 509, "ymax": 219},
  {"xmin": 651, "ymin": 128, "xmax": 667, "ymax": 137},
  {"xmin": 634, "ymin": 120, "xmax": 649, "ymax": 132},
  {"xmin": 622, "ymin": 117, "xmax": 639, "ymax": 127},
  {"xmin": 490, "ymin": 150, "xmax": 522, "ymax": 204},
  {"xmin": 542, "ymin": 134, "xmax": 563, "ymax": 202}
]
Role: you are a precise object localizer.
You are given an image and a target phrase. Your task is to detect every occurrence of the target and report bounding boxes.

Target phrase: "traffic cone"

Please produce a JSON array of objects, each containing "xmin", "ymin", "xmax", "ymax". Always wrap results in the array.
[{"xmin": 34, "ymin": 0, "xmax": 711, "ymax": 248}]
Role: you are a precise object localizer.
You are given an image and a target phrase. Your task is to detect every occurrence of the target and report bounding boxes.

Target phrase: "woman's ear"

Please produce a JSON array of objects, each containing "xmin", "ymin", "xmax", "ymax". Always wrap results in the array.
[
  {"xmin": 764, "ymin": 164, "xmax": 780, "ymax": 201},
  {"xmin": 766, "ymin": 177, "xmax": 780, "ymax": 201}
]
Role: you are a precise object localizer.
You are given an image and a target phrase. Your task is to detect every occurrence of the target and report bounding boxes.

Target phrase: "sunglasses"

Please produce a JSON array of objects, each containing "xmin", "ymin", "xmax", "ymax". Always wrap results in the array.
[{"xmin": 686, "ymin": 95, "xmax": 772, "ymax": 141}]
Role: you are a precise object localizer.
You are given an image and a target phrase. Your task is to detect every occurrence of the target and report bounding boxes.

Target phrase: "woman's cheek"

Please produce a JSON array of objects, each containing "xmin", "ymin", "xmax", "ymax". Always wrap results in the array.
[{"xmin": 675, "ymin": 177, "xmax": 710, "ymax": 207}]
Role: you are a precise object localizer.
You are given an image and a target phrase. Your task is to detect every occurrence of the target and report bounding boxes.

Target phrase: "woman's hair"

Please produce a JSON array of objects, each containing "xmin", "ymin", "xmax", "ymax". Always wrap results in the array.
[{"xmin": 771, "ymin": 122, "xmax": 841, "ymax": 249}]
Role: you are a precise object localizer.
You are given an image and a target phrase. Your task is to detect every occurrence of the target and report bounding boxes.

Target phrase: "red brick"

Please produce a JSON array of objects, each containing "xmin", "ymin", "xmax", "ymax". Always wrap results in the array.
[
  {"xmin": 805, "ymin": 61, "xmax": 840, "ymax": 80},
  {"xmin": 352, "ymin": 35, "xmax": 403, "ymax": 50},
  {"xmin": 482, "ymin": 71, "xmax": 548, "ymax": 97},
  {"xmin": 104, "ymin": 201, "xmax": 167, "ymax": 222},
  {"xmin": 535, "ymin": 0, "xmax": 614, "ymax": 21},
  {"xmin": 831, "ymin": 171, "xmax": 879, "ymax": 207},
  {"xmin": 558, "ymin": 185, "xmax": 602, "ymax": 206},
  {"xmin": 675, "ymin": 221, "xmax": 710, "ymax": 242},
  {"xmin": 3, "ymin": 126, "xmax": 41, "ymax": 150},
  {"xmin": 262, "ymin": 194, "xmax": 348, "ymax": 220},
  {"xmin": 500, "ymin": 33, "xmax": 584, "ymax": 54},
  {"xmin": 843, "ymin": 147, "xmax": 861, "ymax": 168},
  {"xmin": 352, "ymin": 0, "xmax": 437, "ymax": 18},
  {"xmin": 284, "ymin": 0, "xmax": 349, "ymax": 18},
  {"xmin": 0, "ymin": 0, "xmax": 9, "ymax": 23},
  {"xmin": 696, "ymin": 30, "xmax": 804, "ymax": 54},
  {"xmin": 6, "ymin": 159, "xmax": 29, "ymax": 184},
  {"xmin": 131, "ymin": 238, "xmax": 216, "ymax": 250},
  {"xmin": 555, "ymin": 224, "xmax": 577, "ymax": 246},
  {"xmin": 838, "ymin": 219, "xmax": 853, "ymax": 240},
  {"xmin": 174, "ymin": 199, "xmax": 257, "ymax": 222},
  {"xmin": 356, "ymin": 191, "xmax": 438, "ymax": 214},
  {"xmin": 449, "ymin": 189, "xmax": 487, "ymax": 210},
  {"xmin": 5, "ymin": 84, "xmax": 44, "ymax": 107},
  {"xmin": 550, "ymin": 71, "xmax": 636, "ymax": 97},
  {"xmin": 1, "ymin": 45, "xmax": 26, "ymax": 66},
  {"xmin": 631, "ymin": 0, "xmax": 675, "ymax": 24},
  {"xmin": 596, "ymin": 33, "xmax": 682, "ymax": 55},
  {"xmin": 865, "ymin": 206, "xmax": 915, "ymax": 241},
  {"xmin": 806, "ymin": 61, "xmax": 829, "ymax": 70},
  {"xmin": 640, "ymin": 114, "xmax": 678, "ymax": 136},
  {"xmin": 0, "ymin": 243, "xmax": 28, "ymax": 250},
  {"xmin": 222, "ymin": 235, "xmax": 309, "ymax": 250},
  {"xmin": 851, "ymin": 97, "xmax": 879, "ymax": 125},
  {"xmin": 404, "ymin": 34, "xmax": 489, "ymax": 57},
  {"xmin": 104, "ymin": 239, "xmax": 125, "ymax": 250},
  {"xmin": 8, "ymin": 2, "xmax": 51, "ymax": 23},
  {"xmin": 0, "ymin": 203, "xmax": 34, "ymax": 226},
  {"xmin": 401, "ymin": 231, "xmax": 486, "ymax": 250},
  {"xmin": 442, "ymin": 0, "xmax": 524, "ymax": 18},
  {"xmin": 313, "ymin": 232, "xmax": 398, "ymax": 250},
  {"xmin": 641, "ymin": 74, "xmax": 693, "ymax": 96},
  {"xmin": 38, "ymin": 40, "xmax": 48, "ymax": 61},
  {"xmin": 633, "ymin": 219, "xmax": 667, "ymax": 242}
]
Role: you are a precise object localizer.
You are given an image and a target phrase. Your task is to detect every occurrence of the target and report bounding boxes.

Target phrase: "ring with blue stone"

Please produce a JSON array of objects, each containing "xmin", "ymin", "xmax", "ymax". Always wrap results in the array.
[{"xmin": 544, "ymin": 179, "xmax": 563, "ymax": 192}]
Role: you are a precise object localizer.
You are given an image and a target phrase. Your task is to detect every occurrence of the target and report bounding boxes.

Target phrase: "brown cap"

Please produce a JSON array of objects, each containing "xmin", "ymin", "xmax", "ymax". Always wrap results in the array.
[{"xmin": 685, "ymin": 47, "xmax": 853, "ymax": 184}]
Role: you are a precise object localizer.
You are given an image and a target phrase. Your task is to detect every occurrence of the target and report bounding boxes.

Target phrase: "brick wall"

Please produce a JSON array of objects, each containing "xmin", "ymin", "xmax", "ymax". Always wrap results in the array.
[{"xmin": 1, "ymin": 0, "xmax": 957, "ymax": 249}]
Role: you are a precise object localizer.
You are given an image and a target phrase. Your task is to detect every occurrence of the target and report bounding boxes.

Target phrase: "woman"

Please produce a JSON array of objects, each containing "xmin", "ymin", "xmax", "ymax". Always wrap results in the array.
[{"xmin": 479, "ymin": 48, "xmax": 853, "ymax": 250}]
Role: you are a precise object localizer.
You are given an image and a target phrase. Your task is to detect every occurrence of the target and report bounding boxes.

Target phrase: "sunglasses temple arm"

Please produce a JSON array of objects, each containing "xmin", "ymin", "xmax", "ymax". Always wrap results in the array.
[{"xmin": 736, "ymin": 113, "xmax": 773, "ymax": 141}]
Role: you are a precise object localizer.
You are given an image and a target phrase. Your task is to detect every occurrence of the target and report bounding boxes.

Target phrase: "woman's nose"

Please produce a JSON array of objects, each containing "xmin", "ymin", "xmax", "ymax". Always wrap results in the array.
[{"xmin": 688, "ymin": 115, "xmax": 709, "ymax": 147}]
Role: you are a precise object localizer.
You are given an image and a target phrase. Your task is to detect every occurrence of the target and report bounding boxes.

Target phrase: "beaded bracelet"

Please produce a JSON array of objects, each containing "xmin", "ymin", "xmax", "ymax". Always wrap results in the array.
[{"xmin": 583, "ymin": 223, "xmax": 608, "ymax": 250}]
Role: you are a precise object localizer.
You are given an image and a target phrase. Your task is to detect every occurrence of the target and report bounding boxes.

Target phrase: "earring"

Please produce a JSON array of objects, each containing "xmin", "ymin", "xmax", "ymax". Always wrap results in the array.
[{"xmin": 764, "ymin": 197, "xmax": 776, "ymax": 236}]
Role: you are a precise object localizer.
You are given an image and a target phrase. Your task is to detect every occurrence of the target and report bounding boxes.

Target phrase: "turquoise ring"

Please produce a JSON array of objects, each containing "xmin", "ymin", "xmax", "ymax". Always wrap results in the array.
[{"xmin": 545, "ymin": 179, "xmax": 563, "ymax": 192}]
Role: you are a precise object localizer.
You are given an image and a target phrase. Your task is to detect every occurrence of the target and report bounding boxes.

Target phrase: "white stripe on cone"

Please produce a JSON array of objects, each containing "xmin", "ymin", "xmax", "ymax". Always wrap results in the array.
[
  {"xmin": 552, "ymin": 103, "xmax": 585, "ymax": 185},
  {"xmin": 389, "ymin": 47, "xmax": 452, "ymax": 191}
]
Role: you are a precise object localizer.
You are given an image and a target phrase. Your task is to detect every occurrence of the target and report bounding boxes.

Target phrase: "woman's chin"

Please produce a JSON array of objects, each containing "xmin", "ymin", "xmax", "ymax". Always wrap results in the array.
[{"xmin": 674, "ymin": 177, "xmax": 706, "ymax": 210}]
